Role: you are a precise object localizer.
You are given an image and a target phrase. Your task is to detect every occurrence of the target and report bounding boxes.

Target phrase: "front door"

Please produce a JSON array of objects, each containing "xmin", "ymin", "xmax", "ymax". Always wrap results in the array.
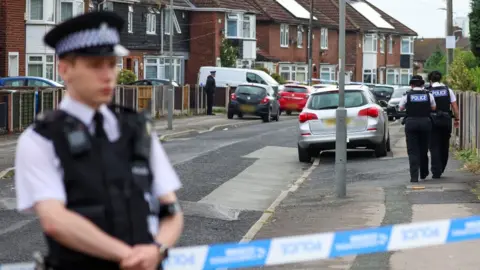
[
  {"xmin": 134, "ymin": 59, "xmax": 139, "ymax": 79},
  {"xmin": 379, "ymin": 69, "xmax": 384, "ymax": 84}
]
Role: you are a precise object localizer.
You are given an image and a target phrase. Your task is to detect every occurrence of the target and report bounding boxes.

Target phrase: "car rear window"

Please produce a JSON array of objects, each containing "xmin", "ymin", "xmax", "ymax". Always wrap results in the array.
[
  {"xmin": 236, "ymin": 86, "xmax": 266, "ymax": 96},
  {"xmin": 283, "ymin": 86, "xmax": 308, "ymax": 93},
  {"xmin": 391, "ymin": 87, "xmax": 409, "ymax": 98},
  {"xmin": 372, "ymin": 86, "xmax": 394, "ymax": 94},
  {"xmin": 308, "ymin": 90, "xmax": 367, "ymax": 110}
]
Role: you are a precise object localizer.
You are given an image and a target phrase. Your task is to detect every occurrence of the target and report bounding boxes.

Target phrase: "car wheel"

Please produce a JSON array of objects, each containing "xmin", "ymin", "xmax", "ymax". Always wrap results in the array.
[
  {"xmin": 298, "ymin": 144, "xmax": 311, "ymax": 163},
  {"xmin": 273, "ymin": 108, "xmax": 280, "ymax": 121},
  {"xmin": 374, "ymin": 137, "xmax": 388, "ymax": 157},
  {"xmin": 386, "ymin": 132, "xmax": 391, "ymax": 152},
  {"xmin": 262, "ymin": 109, "xmax": 271, "ymax": 123},
  {"xmin": 286, "ymin": 110, "xmax": 292, "ymax": 116},
  {"xmin": 227, "ymin": 111, "xmax": 234, "ymax": 119},
  {"xmin": 237, "ymin": 112, "xmax": 244, "ymax": 118}
]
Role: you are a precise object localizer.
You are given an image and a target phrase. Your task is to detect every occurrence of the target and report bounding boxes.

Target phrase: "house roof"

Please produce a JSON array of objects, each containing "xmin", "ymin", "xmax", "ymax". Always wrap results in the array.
[
  {"xmin": 414, "ymin": 37, "xmax": 470, "ymax": 62},
  {"xmin": 363, "ymin": 1, "xmax": 417, "ymax": 35},
  {"xmin": 189, "ymin": 0, "xmax": 261, "ymax": 12},
  {"xmin": 257, "ymin": 48, "xmax": 281, "ymax": 62},
  {"xmin": 310, "ymin": 0, "xmax": 357, "ymax": 30}
]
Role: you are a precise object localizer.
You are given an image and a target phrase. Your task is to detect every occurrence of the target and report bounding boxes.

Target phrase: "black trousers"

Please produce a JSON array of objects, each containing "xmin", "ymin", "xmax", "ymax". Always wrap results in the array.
[
  {"xmin": 430, "ymin": 118, "xmax": 452, "ymax": 176},
  {"xmin": 206, "ymin": 92, "xmax": 214, "ymax": 115},
  {"xmin": 405, "ymin": 117, "xmax": 432, "ymax": 181}
]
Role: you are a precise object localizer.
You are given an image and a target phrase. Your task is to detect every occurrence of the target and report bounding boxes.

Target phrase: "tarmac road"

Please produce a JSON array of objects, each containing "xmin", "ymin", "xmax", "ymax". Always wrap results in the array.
[{"xmin": 0, "ymin": 115, "xmax": 401, "ymax": 265}]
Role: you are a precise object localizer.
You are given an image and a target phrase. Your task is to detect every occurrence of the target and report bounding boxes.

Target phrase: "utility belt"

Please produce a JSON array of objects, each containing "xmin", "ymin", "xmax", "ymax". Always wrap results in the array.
[{"xmin": 430, "ymin": 110, "xmax": 452, "ymax": 128}]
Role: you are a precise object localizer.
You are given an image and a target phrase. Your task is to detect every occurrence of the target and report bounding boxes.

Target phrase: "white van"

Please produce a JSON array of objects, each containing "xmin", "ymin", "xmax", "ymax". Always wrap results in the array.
[{"xmin": 198, "ymin": 66, "xmax": 280, "ymax": 91}]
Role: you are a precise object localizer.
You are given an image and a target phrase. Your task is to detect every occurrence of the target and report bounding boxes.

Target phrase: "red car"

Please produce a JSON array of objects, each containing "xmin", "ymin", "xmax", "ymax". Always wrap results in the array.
[{"xmin": 278, "ymin": 84, "xmax": 313, "ymax": 115}]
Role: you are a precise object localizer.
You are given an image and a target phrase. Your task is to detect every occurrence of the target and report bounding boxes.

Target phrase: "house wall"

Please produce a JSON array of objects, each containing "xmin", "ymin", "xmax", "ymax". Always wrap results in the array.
[
  {"xmin": 185, "ymin": 11, "xmax": 224, "ymax": 85},
  {"xmin": 0, "ymin": 0, "xmax": 26, "ymax": 77}
]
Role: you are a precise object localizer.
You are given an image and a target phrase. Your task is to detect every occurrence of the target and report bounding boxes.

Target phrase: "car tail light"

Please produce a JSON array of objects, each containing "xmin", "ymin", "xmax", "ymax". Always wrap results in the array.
[
  {"xmin": 304, "ymin": 94, "xmax": 309, "ymax": 99},
  {"xmin": 231, "ymin": 93, "xmax": 236, "ymax": 100},
  {"xmin": 358, "ymin": 107, "xmax": 379, "ymax": 118},
  {"xmin": 261, "ymin": 97, "xmax": 269, "ymax": 104},
  {"xmin": 299, "ymin": 112, "xmax": 318, "ymax": 123}
]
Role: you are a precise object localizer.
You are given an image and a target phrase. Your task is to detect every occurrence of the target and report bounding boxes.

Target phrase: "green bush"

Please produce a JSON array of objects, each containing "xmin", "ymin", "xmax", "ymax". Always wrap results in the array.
[
  {"xmin": 270, "ymin": 73, "xmax": 286, "ymax": 84},
  {"xmin": 220, "ymin": 39, "xmax": 238, "ymax": 67},
  {"xmin": 117, "ymin": 69, "xmax": 137, "ymax": 85},
  {"xmin": 446, "ymin": 56, "xmax": 475, "ymax": 91}
]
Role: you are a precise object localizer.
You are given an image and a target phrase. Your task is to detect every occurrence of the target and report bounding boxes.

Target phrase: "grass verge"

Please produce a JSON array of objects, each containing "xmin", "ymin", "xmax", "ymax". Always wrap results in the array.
[
  {"xmin": 454, "ymin": 149, "xmax": 480, "ymax": 174},
  {"xmin": 1, "ymin": 169, "xmax": 14, "ymax": 179}
]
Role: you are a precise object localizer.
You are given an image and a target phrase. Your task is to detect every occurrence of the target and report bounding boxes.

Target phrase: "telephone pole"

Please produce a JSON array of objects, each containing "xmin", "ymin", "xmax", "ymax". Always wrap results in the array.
[
  {"xmin": 446, "ymin": 0, "xmax": 454, "ymax": 74},
  {"xmin": 167, "ymin": 0, "xmax": 174, "ymax": 130},
  {"xmin": 307, "ymin": 0, "xmax": 313, "ymax": 85},
  {"xmin": 335, "ymin": 0, "xmax": 347, "ymax": 198}
]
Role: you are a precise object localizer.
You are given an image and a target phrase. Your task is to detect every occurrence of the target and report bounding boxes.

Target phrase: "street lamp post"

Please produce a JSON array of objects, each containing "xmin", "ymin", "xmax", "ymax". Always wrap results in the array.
[
  {"xmin": 167, "ymin": 0, "xmax": 174, "ymax": 130},
  {"xmin": 335, "ymin": 0, "xmax": 347, "ymax": 198}
]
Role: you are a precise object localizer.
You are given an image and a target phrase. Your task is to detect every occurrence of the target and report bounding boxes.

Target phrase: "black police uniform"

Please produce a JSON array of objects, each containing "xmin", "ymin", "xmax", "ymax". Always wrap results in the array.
[
  {"xmin": 429, "ymin": 85, "xmax": 452, "ymax": 177},
  {"xmin": 34, "ymin": 11, "xmax": 179, "ymax": 270},
  {"xmin": 404, "ymin": 90, "xmax": 433, "ymax": 182}
]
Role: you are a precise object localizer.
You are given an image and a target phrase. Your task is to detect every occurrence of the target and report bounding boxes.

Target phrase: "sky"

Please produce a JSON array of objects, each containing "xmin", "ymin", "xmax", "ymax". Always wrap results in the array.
[{"xmin": 367, "ymin": 0, "xmax": 471, "ymax": 38}]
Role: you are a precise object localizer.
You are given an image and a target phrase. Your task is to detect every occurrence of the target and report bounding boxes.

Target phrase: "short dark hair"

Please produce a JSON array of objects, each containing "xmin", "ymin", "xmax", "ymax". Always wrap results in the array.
[
  {"xmin": 409, "ymin": 75, "xmax": 425, "ymax": 87},
  {"xmin": 428, "ymin": 71, "xmax": 442, "ymax": 82}
]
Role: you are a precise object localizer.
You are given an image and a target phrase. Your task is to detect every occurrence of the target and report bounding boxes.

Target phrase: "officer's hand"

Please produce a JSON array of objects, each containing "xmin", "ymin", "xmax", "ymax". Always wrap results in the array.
[
  {"xmin": 120, "ymin": 244, "xmax": 162, "ymax": 270},
  {"xmin": 454, "ymin": 119, "xmax": 460, "ymax": 128}
]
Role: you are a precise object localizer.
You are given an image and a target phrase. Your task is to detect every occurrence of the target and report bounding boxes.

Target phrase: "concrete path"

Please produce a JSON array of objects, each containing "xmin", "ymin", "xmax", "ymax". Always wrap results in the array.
[{"xmin": 250, "ymin": 123, "xmax": 480, "ymax": 269}]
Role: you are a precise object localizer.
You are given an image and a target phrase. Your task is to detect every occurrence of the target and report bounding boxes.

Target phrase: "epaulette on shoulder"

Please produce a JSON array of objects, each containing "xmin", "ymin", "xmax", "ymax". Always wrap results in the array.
[
  {"xmin": 108, "ymin": 104, "xmax": 138, "ymax": 115},
  {"xmin": 35, "ymin": 110, "xmax": 66, "ymax": 124}
]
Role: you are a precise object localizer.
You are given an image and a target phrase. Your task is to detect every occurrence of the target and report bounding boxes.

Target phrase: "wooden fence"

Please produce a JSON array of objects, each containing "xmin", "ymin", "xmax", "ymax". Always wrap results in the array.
[
  {"xmin": 0, "ymin": 84, "xmax": 231, "ymax": 134},
  {"xmin": 452, "ymin": 91, "xmax": 480, "ymax": 151}
]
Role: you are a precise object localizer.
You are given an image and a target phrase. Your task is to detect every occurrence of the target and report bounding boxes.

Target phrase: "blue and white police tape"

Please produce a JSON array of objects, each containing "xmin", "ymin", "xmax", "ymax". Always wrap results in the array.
[{"xmin": 2, "ymin": 215, "xmax": 480, "ymax": 270}]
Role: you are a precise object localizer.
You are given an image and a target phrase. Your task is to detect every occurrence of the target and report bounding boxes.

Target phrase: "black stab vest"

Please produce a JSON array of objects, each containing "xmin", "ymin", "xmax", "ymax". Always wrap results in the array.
[
  {"xmin": 33, "ymin": 107, "xmax": 154, "ymax": 270},
  {"xmin": 406, "ymin": 90, "xmax": 431, "ymax": 117},
  {"xmin": 429, "ymin": 85, "xmax": 451, "ymax": 112}
]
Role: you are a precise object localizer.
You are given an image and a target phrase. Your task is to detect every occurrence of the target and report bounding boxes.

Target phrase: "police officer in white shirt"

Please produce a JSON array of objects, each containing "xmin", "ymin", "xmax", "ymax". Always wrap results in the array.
[
  {"xmin": 399, "ymin": 75, "xmax": 436, "ymax": 182},
  {"xmin": 427, "ymin": 71, "xmax": 460, "ymax": 178},
  {"xmin": 14, "ymin": 11, "xmax": 183, "ymax": 270}
]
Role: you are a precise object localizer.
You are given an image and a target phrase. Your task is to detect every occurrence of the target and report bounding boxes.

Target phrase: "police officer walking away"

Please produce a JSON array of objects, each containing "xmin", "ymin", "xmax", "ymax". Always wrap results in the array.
[
  {"xmin": 399, "ymin": 75, "xmax": 436, "ymax": 182},
  {"xmin": 14, "ymin": 11, "xmax": 183, "ymax": 270},
  {"xmin": 428, "ymin": 71, "xmax": 460, "ymax": 178},
  {"xmin": 205, "ymin": 70, "xmax": 216, "ymax": 115}
]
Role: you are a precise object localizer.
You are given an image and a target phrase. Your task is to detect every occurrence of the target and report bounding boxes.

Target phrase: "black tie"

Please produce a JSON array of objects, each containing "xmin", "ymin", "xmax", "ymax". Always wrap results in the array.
[{"xmin": 93, "ymin": 112, "xmax": 107, "ymax": 139}]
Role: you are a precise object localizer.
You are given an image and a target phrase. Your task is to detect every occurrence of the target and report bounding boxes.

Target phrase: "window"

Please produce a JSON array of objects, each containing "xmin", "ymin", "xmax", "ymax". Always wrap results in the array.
[
  {"xmin": 380, "ymin": 35, "xmax": 385, "ymax": 54},
  {"xmin": 279, "ymin": 64, "xmax": 307, "ymax": 82},
  {"xmin": 60, "ymin": 0, "xmax": 84, "ymax": 22},
  {"xmin": 29, "ymin": 0, "xmax": 55, "ymax": 22},
  {"xmin": 363, "ymin": 69, "xmax": 377, "ymax": 84},
  {"xmin": 321, "ymin": 28, "xmax": 328, "ymax": 49},
  {"xmin": 320, "ymin": 65, "xmax": 335, "ymax": 81},
  {"xmin": 388, "ymin": 36, "xmax": 393, "ymax": 54},
  {"xmin": 4, "ymin": 79, "xmax": 25, "ymax": 86},
  {"xmin": 164, "ymin": 9, "xmax": 181, "ymax": 35},
  {"xmin": 28, "ymin": 79, "xmax": 51, "ymax": 87},
  {"xmin": 386, "ymin": 69, "xmax": 398, "ymax": 85},
  {"xmin": 308, "ymin": 91, "xmax": 367, "ymax": 110},
  {"xmin": 242, "ymin": 15, "xmax": 254, "ymax": 38},
  {"xmin": 128, "ymin": 5, "xmax": 133, "ymax": 33},
  {"xmin": 363, "ymin": 34, "xmax": 377, "ymax": 53},
  {"xmin": 144, "ymin": 57, "xmax": 183, "ymax": 83},
  {"xmin": 400, "ymin": 69, "xmax": 412, "ymax": 85},
  {"xmin": 27, "ymin": 55, "xmax": 55, "ymax": 80},
  {"xmin": 280, "ymin": 24, "xmax": 289, "ymax": 47},
  {"xmin": 246, "ymin": 73, "xmax": 266, "ymax": 84},
  {"xmin": 146, "ymin": 13, "xmax": 156, "ymax": 34},
  {"xmin": 8, "ymin": 52, "xmax": 19, "ymax": 77},
  {"xmin": 297, "ymin": 25, "xmax": 303, "ymax": 48},
  {"xmin": 117, "ymin": 57, "xmax": 123, "ymax": 71},
  {"xmin": 225, "ymin": 13, "xmax": 254, "ymax": 38},
  {"xmin": 401, "ymin": 37, "xmax": 414, "ymax": 54}
]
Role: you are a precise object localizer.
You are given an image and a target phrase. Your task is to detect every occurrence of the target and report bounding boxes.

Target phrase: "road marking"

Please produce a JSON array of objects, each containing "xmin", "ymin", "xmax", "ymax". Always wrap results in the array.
[
  {"xmin": 0, "ymin": 218, "xmax": 37, "ymax": 236},
  {"xmin": 199, "ymin": 146, "xmax": 304, "ymax": 211},
  {"xmin": 0, "ymin": 167, "xmax": 15, "ymax": 180},
  {"xmin": 240, "ymin": 157, "xmax": 320, "ymax": 242}
]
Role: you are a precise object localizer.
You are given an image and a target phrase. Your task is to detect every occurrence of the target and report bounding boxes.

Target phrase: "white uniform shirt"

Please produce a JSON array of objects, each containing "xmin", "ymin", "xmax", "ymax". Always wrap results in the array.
[
  {"xmin": 399, "ymin": 87, "xmax": 436, "ymax": 109},
  {"xmin": 431, "ymin": 82, "xmax": 457, "ymax": 102},
  {"xmin": 14, "ymin": 96, "xmax": 182, "ymax": 215}
]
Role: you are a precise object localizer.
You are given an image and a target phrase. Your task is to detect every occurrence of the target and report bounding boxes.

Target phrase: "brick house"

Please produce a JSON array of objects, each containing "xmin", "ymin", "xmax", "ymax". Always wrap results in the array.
[
  {"xmin": 252, "ymin": 0, "xmax": 338, "ymax": 83},
  {"xmin": 185, "ymin": 0, "xmax": 260, "ymax": 85},
  {"xmin": 311, "ymin": 0, "xmax": 417, "ymax": 85},
  {"xmin": 0, "ymin": 0, "xmax": 26, "ymax": 78},
  {"xmin": 96, "ymin": 0, "xmax": 192, "ymax": 84}
]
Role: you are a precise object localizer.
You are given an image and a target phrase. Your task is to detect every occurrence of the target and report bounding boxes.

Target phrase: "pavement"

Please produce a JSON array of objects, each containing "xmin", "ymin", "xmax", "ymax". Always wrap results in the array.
[
  {"xmin": 0, "ymin": 116, "xmax": 479, "ymax": 269},
  {"xmin": 252, "ymin": 121, "xmax": 480, "ymax": 270}
]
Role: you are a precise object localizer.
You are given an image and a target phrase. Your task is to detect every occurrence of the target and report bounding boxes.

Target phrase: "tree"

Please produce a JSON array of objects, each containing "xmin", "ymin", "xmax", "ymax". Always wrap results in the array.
[
  {"xmin": 423, "ymin": 49, "xmax": 446, "ymax": 75},
  {"xmin": 117, "ymin": 69, "xmax": 137, "ymax": 85},
  {"xmin": 220, "ymin": 39, "xmax": 238, "ymax": 67},
  {"xmin": 470, "ymin": 0, "xmax": 480, "ymax": 57},
  {"xmin": 446, "ymin": 56, "xmax": 476, "ymax": 91}
]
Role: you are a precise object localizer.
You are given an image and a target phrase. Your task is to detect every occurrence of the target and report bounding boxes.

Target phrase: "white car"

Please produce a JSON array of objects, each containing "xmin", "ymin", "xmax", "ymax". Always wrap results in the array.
[{"xmin": 297, "ymin": 86, "xmax": 390, "ymax": 162}]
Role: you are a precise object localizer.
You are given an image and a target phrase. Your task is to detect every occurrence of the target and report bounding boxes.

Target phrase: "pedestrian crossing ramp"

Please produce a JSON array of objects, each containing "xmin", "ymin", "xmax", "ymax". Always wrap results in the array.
[{"xmin": 2, "ymin": 215, "xmax": 480, "ymax": 270}]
